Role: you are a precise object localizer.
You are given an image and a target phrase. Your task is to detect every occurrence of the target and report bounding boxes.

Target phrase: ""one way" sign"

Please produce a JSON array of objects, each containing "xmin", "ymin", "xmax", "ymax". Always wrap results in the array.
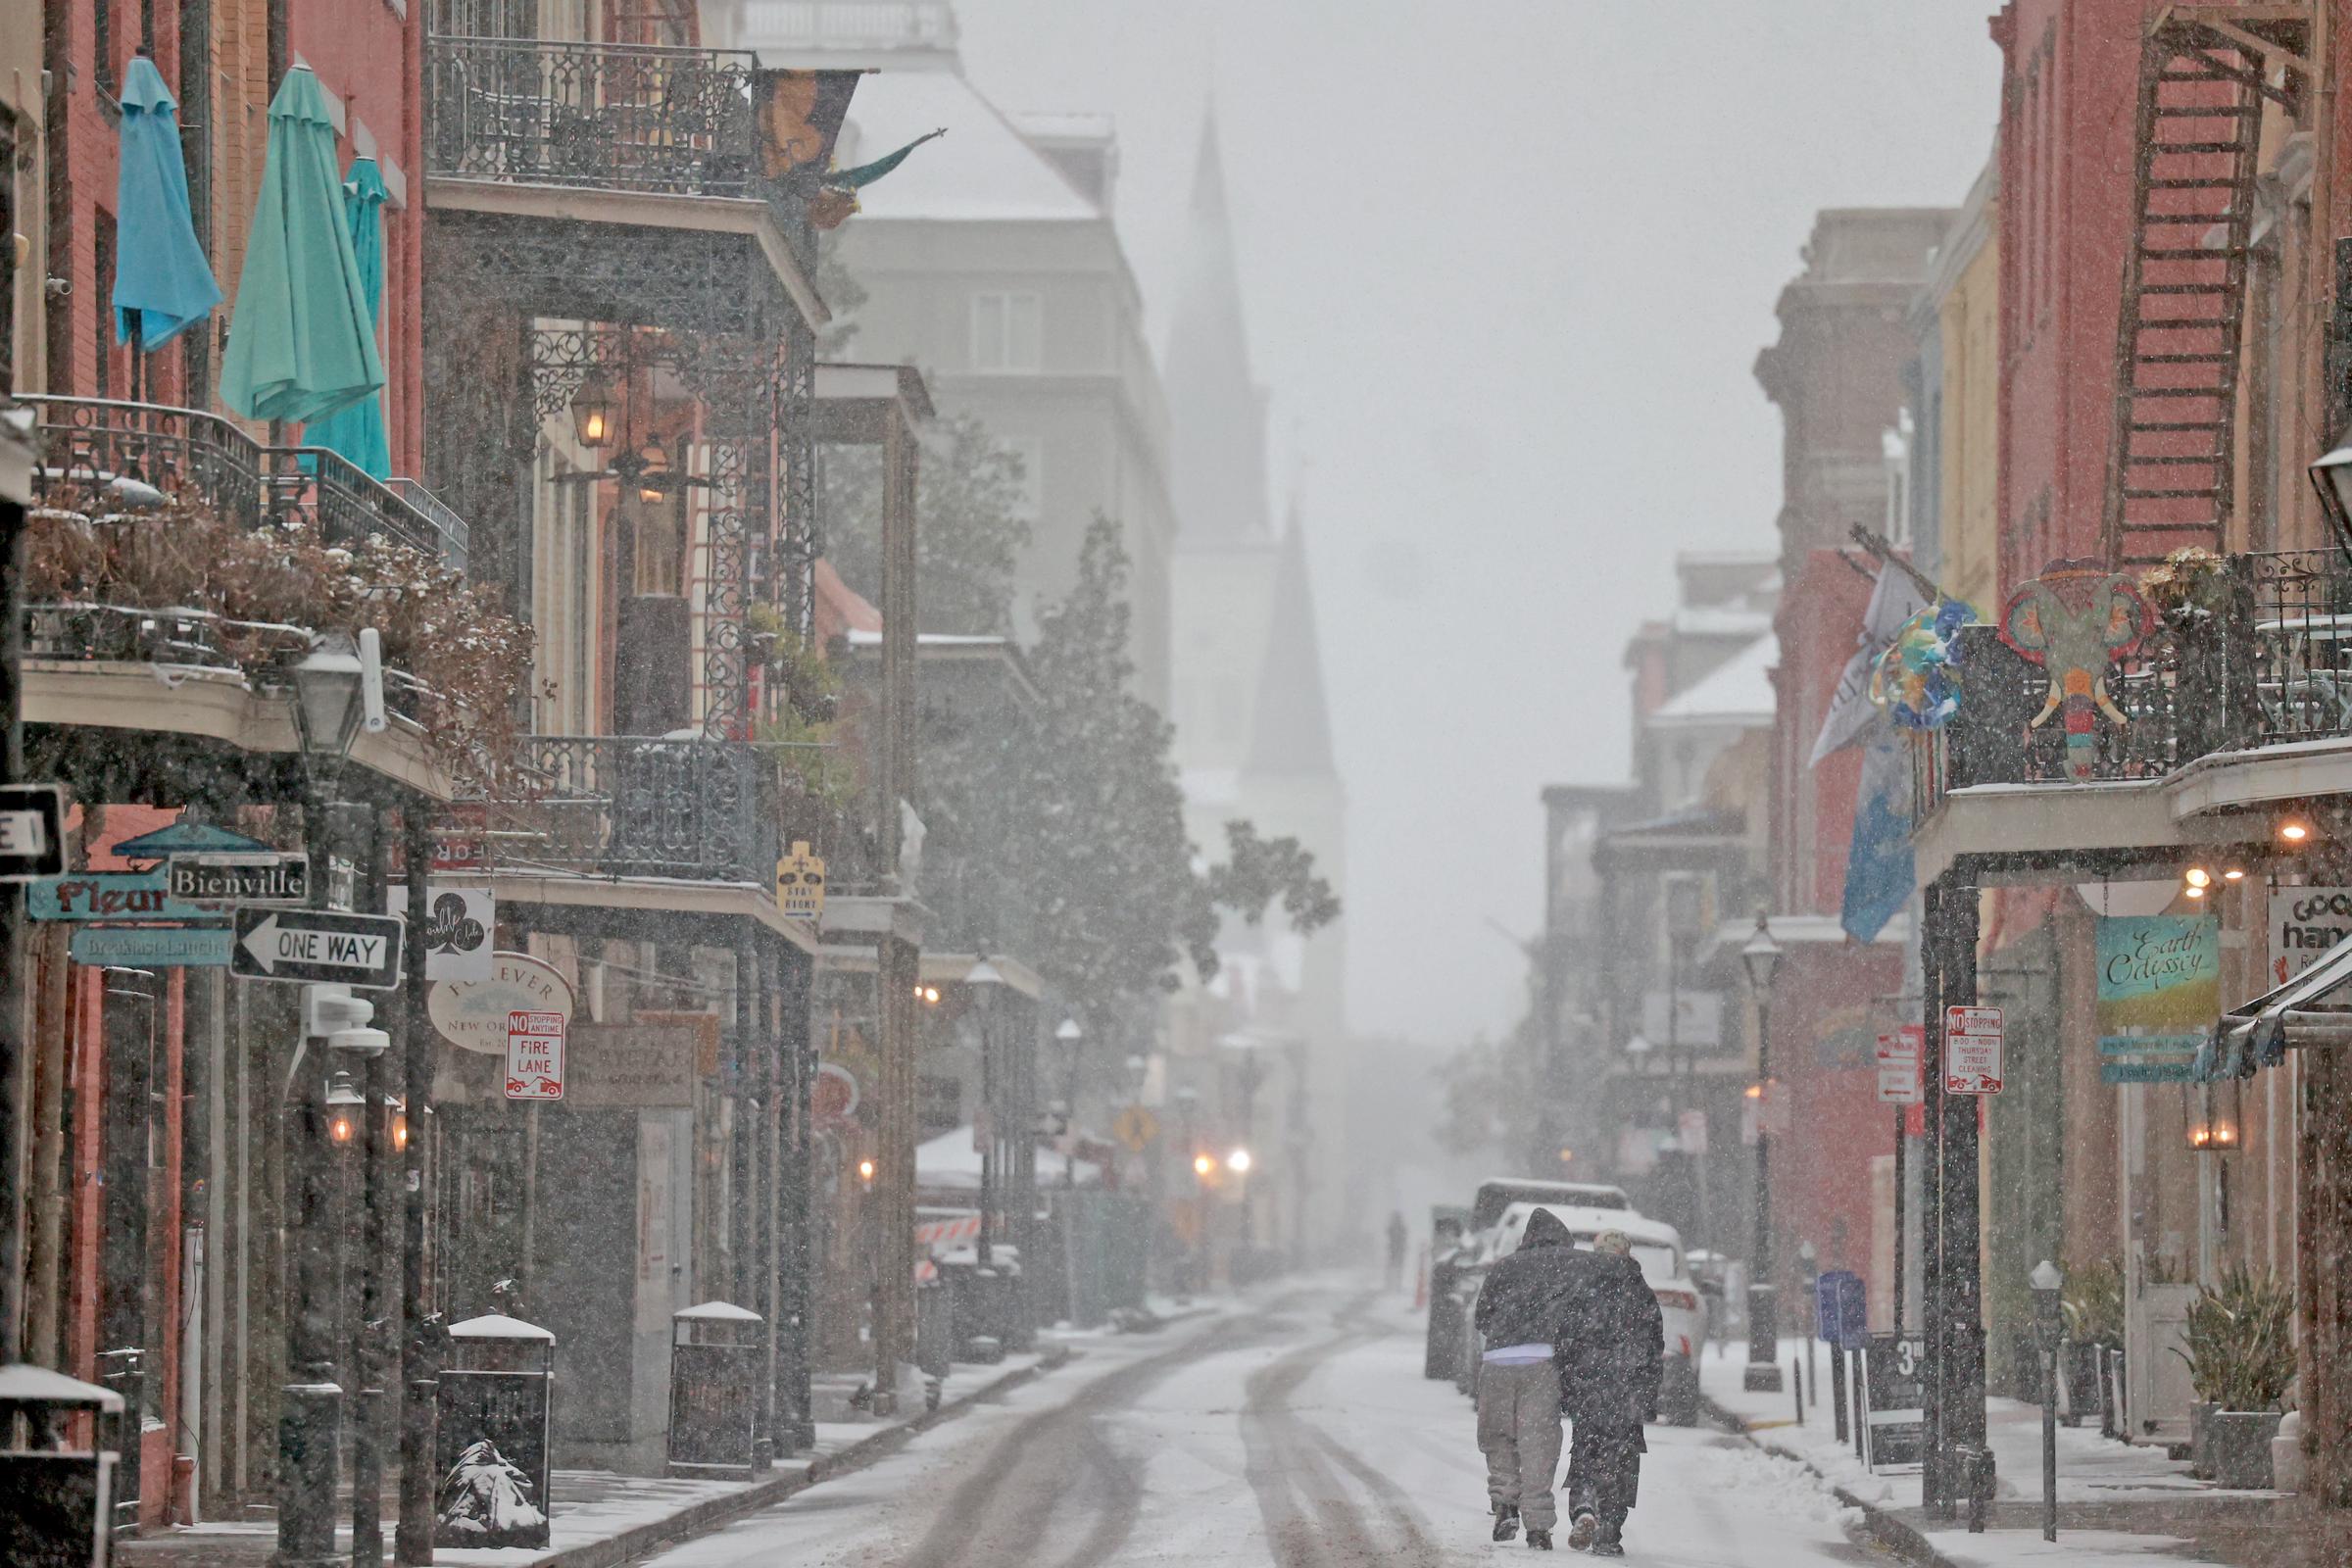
[{"xmin": 232, "ymin": 907, "xmax": 406, "ymax": 990}]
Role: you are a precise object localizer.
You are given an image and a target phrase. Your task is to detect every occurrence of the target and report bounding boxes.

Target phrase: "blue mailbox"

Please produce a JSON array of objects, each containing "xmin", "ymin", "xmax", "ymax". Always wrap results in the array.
[{"xmin": 1816, "ymin": 1270, "xmax": 1868, "ymax": 1350}]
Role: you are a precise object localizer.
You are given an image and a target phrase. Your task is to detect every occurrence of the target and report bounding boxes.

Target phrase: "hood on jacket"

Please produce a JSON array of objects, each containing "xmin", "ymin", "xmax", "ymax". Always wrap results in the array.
[{"xmin": 1520, "ymin": 1208, "xmax": 1575, "ymax": 1250}]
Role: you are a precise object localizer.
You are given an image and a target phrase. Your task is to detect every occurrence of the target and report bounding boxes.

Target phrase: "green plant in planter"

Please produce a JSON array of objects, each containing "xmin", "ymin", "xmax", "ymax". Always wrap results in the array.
[
  {"xmin": 2173, "ymin": 1267, "xmax": 2297, "ymax": 1411},
  {"xmin": 2061, "ymin": 1258, "xmax": 2127, "ymax": 1348}
]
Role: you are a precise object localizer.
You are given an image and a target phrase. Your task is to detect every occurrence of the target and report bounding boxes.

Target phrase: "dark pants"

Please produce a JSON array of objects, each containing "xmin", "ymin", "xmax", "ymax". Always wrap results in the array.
[{"xmin": 1565, "ymin": 1418, "xmax": 1642, "ymax": 1532}]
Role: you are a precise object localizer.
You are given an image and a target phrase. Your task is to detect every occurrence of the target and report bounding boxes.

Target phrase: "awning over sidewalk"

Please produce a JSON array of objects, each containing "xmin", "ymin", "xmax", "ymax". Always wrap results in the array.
[{"xmin": 2213, "ymin": 932, "xmax": 2352, "ymax": 1069}]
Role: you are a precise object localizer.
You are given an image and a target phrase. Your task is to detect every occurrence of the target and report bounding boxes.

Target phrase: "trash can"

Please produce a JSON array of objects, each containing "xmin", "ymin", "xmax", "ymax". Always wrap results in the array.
[
  {"xmin": 434, "ymin": 1313, "xmax": 554, "ymax": 1550},
  {"xmin": 0, "ymin": 1364, "xmax": 124, "ymax": 1568},
  {"xmin": 914, "ymin": 1278, "xmax": 954, "ymax": 1382},
  {"xmin": 667, "ymin": 1301, "xmax": 763, "ymax": 1477}
]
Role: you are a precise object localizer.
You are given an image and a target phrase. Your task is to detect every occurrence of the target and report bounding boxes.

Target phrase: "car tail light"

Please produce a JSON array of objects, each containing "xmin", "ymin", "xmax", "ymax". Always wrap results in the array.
[
  {"xmin": 1655, "ymin": 1289, "xmax": 1699, "ymax": 1312},
  {"xmin": 1678, "ymin": 1335, "xmax": 1692, "ymax": 1358}
]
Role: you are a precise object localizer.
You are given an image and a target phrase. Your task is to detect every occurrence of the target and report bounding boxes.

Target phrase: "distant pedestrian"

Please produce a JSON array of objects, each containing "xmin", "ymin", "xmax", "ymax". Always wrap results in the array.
[
  {"xmin": 1559, "ymin": 1229, "xmax": 1664, "ymax": 1557},
  {"xmin": 1472, "ymin": 1208, "xmax": 1582, "ymax": 1549},
  {"xmin": 1386, "ymin": 1209, "xmax": 1409, "ymax": 1292}
]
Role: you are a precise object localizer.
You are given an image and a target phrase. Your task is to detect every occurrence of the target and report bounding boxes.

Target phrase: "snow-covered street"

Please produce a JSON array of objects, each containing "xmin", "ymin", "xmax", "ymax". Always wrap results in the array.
[{"xmin": 644, "ymin": 1282, "xmax": 1875, "ymax": 1567}]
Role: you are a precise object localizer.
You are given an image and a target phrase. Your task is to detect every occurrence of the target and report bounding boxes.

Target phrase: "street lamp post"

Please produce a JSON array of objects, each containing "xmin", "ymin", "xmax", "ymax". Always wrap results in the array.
[
  {"xmin": 280, "ymin": 633, "xmax": 370, "ymax": 1568},
  {"xmin": 2030, "ymin": 1260, "xmax": 2064, "ymax": 1544},
  {"xmin": 967, "ymin": 958, "xmax": 1006, "ymax": 1270},
  {"xmin": 1740, "ymin": 911, "xmax": 1786, "ymax": 1395},
  {"xmin": 1174, "ymin": 1085, "xmax": 1200, "ymax": 1295}
]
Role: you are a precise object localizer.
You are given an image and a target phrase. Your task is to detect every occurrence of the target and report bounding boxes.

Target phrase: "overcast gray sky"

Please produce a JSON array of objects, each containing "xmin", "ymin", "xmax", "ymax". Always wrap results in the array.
[{"xmin": 958, "ymin": 0, "xmax": 2004, "ymax": 1047}]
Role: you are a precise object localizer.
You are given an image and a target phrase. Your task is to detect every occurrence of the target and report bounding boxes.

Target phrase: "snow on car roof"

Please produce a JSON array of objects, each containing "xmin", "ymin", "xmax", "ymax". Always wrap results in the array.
[{"xmin": 1502, "ymin": 1201, "xmax": 1684, "ymax": 1250}]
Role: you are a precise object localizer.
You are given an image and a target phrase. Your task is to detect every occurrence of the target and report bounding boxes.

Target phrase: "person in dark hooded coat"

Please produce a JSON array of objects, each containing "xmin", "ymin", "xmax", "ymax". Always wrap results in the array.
[
  {"xmin": 1471, "ymin": 1207, "xmax": 1589, "ymax": 1548},
  {"xmin": 1558, "ymin": 1228, "xmax": 1663, "ymax": 1556}
]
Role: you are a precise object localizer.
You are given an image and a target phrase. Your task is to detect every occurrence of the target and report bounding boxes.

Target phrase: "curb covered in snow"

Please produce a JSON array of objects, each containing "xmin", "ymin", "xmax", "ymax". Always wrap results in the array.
[
  {"xmin": 517, "ymin": 1346, "xmax": 1077, "ymax": 1568},
  {"xmin": 1697, "ymin": 1392, "xmax": 1962, "ymax": 1568}
]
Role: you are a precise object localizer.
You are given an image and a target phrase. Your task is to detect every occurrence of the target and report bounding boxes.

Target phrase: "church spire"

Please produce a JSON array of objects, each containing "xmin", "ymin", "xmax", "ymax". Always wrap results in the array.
[{"xmin": 1164, "ymin": 106, "xmax": 1272, "ymax": 543}]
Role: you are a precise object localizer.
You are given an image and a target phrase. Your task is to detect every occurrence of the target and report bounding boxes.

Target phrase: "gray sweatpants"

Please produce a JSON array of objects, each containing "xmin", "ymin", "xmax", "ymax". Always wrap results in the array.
[{"xmin": 1475, "ymin": 1360, "xmax": 1563, "ymax": 1531}]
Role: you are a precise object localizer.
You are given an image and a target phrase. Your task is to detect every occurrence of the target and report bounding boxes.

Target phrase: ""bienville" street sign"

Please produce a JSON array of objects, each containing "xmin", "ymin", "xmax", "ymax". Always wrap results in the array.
[
  {"xmin": 169, "ymin": 853, "xmax": 309, "ymax": 906},
  {"xmin": 231, "ymin": 907, "xmax": 406, "ymax": 990}
]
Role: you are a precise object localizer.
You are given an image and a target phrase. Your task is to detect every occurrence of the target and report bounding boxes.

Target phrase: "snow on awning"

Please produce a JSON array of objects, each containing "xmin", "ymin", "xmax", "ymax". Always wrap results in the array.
[{"xmin": 2214, "ymin": 930, "xmax": 2352, "ymax": 1068}]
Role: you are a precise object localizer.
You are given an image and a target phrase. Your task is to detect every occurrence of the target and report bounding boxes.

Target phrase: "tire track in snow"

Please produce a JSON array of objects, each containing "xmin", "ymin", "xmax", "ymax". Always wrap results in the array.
[
  {"xmin": 1239, "ymin": 1293, "xmax": 1447, "ymax": 1568},
  {"xmin": 887, "ymin": 1298, "xmax": 1304, "ymax": 1568}
]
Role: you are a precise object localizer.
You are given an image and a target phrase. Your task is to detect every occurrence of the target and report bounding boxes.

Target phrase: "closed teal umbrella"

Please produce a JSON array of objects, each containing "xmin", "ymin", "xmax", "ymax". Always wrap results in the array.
[
  {"xmin": 113, "ymin": 52, "xmax": 221, "ymax": 352},
  {"xmin": 303, "ymin": 157, "xmax": 391, "ymax": 478},
  {"xmin": 220, "ymin": 67, "xmax": 385, "ymax": 425}
]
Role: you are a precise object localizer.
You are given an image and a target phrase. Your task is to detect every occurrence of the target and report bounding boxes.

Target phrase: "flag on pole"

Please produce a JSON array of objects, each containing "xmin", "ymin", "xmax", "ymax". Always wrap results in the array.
[{"xmin": 1809, "ymin": 565, "xmax": 1929, "ymax": 766}]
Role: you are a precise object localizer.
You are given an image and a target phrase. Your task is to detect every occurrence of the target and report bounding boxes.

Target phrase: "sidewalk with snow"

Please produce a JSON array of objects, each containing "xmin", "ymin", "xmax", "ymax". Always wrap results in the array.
[{"xmin": 1696, "ymin": 1337, "xmax": 2333, "ymax": 1566}]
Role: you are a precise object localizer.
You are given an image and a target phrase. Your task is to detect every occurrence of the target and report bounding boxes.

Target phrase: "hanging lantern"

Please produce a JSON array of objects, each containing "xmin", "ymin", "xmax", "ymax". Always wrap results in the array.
[{"xmin": 570, "ymin": 378, "xmax": 616, "ymax": 450}]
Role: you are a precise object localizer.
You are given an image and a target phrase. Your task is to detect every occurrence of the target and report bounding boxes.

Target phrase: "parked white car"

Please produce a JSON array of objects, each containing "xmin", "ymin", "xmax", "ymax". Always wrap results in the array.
[{"xmin": 1466, "ymin": 1202, "xmax": 1707, "ymax": 1426}]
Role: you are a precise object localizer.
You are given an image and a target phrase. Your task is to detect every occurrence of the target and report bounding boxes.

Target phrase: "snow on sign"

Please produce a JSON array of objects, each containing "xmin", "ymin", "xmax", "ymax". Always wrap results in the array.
[
  {"xmin": 1944, "ymin": 1004, "xmax": 2004, "ymax": 1096},
  {"xmin": 504, "ymin": 1010, "xmax": 566, "ymax": 1102}
]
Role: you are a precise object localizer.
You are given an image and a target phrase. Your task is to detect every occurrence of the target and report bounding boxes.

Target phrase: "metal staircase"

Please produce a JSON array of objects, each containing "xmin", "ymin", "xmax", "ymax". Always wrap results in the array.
[{"xmin": 2104, "ymin": 6, "xmax": 2310, "ymax": 568}]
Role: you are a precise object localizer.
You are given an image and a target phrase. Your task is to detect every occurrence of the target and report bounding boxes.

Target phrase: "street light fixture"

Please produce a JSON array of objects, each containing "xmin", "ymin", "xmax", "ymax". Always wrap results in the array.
[
  {"xmin": 569, "ymin": 378, "xmax": 615, "ymax": 449},
  {"xmin": 325, "ymin": 1071, "xmax": 364, "ymax": 1147},
  {"xmin": 1226, "ymin": 1148, "xmax": 1252, "ymax": 1174},
  {"xmin": 2308, "ymin": 436, "xmax": 2352, "ymax": 555},
  {"xmin": 1740, "ymin": 910, "xmax": 1786, "ymax": 1394},
  {"xmin": 290, "ymin": 632, "xmax": 368, "ymax": 776}
]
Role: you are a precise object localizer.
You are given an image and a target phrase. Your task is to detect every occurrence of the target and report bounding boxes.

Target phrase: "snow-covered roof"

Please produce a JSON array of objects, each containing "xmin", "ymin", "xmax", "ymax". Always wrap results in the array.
[
  {"xmin": 839, "ymin": 72, "xmax": 1100, "ymax": 223},
  {"xmin": 1671, "ymin": 605, "xmax": 1776, "ymax": 639},
  {"xmin": 449, "ymin": 1312, "xmax": 555, "ymax": 1341},
  {"xmin": 0, "ymin": 1363, "xmax": 123, "ymax": 1410},
  {"xmin": 674, "ymin": 1300, "xmax": 763, "ymax": 1323},
  {"xmin": 916, "ymin": 1126, "xmax": 1101, "ymax": 1189},
  {"xmin": 1648, "ymin": 633, "xmax": 1778, "ymax": 730}
]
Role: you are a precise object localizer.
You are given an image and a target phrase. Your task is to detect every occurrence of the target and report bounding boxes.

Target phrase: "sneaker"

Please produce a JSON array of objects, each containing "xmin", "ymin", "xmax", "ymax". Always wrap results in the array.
[
  {"xmin": 1526, "ymin": 1528, "xmax": 1553, "ymax": 1550},
  {"xmin": 1566, "ymin": 1512, "xmax": 1597, "ymax": 1551},
  {"xmin": 1493, "ymin": 1504, "xmax": 1520, "ymax": 1543}
]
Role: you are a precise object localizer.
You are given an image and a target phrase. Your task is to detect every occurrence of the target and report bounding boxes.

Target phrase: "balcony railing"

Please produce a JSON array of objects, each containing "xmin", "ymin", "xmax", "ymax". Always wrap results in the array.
[
  {"xmin": 24, "ymin": 397, "xmax": 468, "ymax": 567},
  {"xmin": 426, "ymin": 35, "xmax": 760, "ymax": 198},
  {"xmin": 461, "ymin": 735, "xmax": 781, "ymax": 884},
  {"xmin": 1923, "ymin": 551, "xmax": 2352, "ymax": 809}
]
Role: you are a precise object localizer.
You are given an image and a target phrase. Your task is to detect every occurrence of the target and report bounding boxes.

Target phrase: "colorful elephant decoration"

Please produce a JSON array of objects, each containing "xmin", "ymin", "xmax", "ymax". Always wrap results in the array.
[{"xmin": 1997, "ymin": 559, "xmax": 2158, "ymax": 781}]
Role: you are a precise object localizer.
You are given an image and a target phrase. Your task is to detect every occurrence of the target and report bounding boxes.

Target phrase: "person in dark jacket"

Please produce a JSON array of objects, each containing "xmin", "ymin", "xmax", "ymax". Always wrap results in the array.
[
  {"xmin": 1472, "ymin": 1207, "xmax": 1589, "ymax": 1548},
  {"xmin": 1559, "ymin": 1229, "xmax": 1664, "ymax": 1556}
]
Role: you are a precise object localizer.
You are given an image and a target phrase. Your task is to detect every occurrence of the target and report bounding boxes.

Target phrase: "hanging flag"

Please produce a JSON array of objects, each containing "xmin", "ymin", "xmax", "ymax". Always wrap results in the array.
[
  {"xmin": 1840, "ymin": 730, "xmax": 1914, "ymax": 943},
  {"xmin": 1810, "ymin": 564, "xmax": 1929, "ymax": 766}
]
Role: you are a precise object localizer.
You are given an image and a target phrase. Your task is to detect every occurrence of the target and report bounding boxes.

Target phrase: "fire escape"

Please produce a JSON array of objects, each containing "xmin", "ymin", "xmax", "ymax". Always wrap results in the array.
[{"xmin": 2104, "ymin": 6, "xmax": 2311, "ymax": 568}]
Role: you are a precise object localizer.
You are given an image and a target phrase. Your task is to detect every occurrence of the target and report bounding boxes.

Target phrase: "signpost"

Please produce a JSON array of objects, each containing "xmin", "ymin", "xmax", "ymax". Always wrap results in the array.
[
  {"xmin": 168, "ymin": 853, "xmax": 308, "ymax": 906},
  {"xmin": 0, "ymin": 783, "xmax": 65, "ymax": 880},
  {"xmin": 1943, "ymin": 1005, "xmax": 2004, "ymax": 1096},
  {"xmin": 504, "ymin": 1010, "xmax": 566, "ymax": 1102},
  {"xmin": 231, "ymin": 907, "xmax": 405, "ymax": 990}
]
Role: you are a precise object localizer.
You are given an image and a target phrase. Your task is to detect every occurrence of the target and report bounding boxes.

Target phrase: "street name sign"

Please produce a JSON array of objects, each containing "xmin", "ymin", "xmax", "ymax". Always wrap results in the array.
[
  {"xmin": 1944, "ymin": 1004, "xmax": 2004, "ymax": 1096},
  {"xmin": 28, "ymin": 869, "xmax": 210, "ymax": 922},
  {"xmin": 0, "ymin": 785, "xmax": 66, "ymax": 881},
  {"xmin": 232, "ymin": 907, "xmax": 404, "ymax": 989},
  {"xmin": 169, "ymin": 853, "xmax": 308, "ymax": 906},
  {"xmin": 71, "ymin": 924, "xmax": 234, "ymax": 967}
]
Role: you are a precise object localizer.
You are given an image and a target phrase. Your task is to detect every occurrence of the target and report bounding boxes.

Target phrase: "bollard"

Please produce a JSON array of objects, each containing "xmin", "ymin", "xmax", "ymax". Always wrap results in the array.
[
  {"xmin": 1830, "ymin": 1344, "xmax": 1849, "ymax": 1444},
  {"xmin": 1792, "ymin": 1356, "xmax": 1805, "ymax": 1426}
]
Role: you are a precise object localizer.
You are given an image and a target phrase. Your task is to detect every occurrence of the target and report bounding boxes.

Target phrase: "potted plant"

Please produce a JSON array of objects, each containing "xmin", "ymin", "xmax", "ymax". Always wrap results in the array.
[
  {"xmin": 2060, "ymin": 1259, "xmax": 2125, "ymax": 1428},
  {"xmin": 2173, "ymin": 1267, "xmax": 2296, "ymax": 1489}
]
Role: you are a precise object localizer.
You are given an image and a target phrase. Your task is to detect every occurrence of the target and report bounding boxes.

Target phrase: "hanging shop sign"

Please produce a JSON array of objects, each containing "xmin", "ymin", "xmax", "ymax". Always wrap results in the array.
[
  {"xmin": 0, "ymin": 784, "xmax": 67, "ymax": 881},
  {"xmin": 1944, "ymin": 1006, "xmax": 2004, "ymax": 1096},
  {"xmin": 504, "ymin": 1010, "xmax": 567, "ymax": 1102},
  {"xmin": 388, "ymin": 885, "xmax": 495, "ymax": 981},
  {"xmin": 29, "ymin": 869, "xmax": 210, "ymax": 922},
  {"xmin": 429, "ymin": 952, "xmax": 575, "ymax": 1054},
  {"xmin": 776, "ymin": 840, "xmax": 827, "ymax": 922},
  {"xmin": 167, "ymin": 853, "xmax": 308, "ymax": 906},
  {"xmin": 812, "ymin": 1060, "xmax": 860, "ymax": 1127},
  {"xmin": 2096, "ymin": 913, "xmax": 2219, "ymax": 1084},
  {"xmin": 70, "ymin": 924, "xmax": 234, "ymax": 967},
  {"xmin": 2269, "ymin": 888, "xmax": 2352, "ymax": 986}
]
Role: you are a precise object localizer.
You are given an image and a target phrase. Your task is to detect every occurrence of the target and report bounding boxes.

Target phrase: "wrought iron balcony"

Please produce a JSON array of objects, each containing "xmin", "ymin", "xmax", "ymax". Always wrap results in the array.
[
  {"xmin": 461, "ymin": 735, "xmax": 784, "ymax": 885},
  {"xmin": 24, "ymin": 396, "xmax": 468, "ymax": 566},
  {"xmin": 1923, "ymin": 551, "xmax": 2352, "ymax": 809},
  {"xmin": 426, "ymin": 35, "xmax": 761, "ymax": 199}
]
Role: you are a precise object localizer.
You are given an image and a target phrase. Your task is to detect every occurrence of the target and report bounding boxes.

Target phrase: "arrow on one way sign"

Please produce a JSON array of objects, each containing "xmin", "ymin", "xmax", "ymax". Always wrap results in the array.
[{"xmin": 232, "ymin": 907, "xmax": 405, "ymax": 990}]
